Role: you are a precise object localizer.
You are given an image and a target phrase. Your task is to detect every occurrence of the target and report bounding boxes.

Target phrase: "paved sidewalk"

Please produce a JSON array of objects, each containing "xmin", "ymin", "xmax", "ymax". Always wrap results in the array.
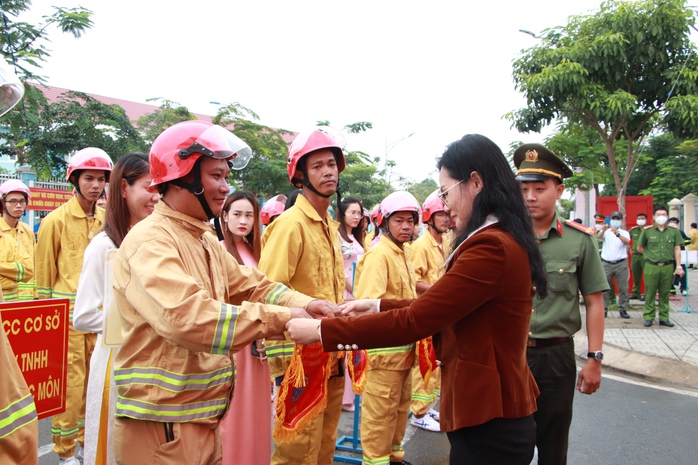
[{"xmin": 574, "ymin": 267, "xmax": 698, "ymax": 387}]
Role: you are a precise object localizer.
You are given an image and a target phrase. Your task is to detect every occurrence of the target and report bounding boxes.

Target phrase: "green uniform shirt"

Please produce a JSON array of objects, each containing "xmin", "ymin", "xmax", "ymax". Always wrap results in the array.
[
  {"xmin": 530, "ymin": 212, "xmax": 609, "ymax": 339},
  {"xmin": 638, "ymin": 224, "xmax": 683, "ymax": 263},
  {"xmin": 628, "ymin": 226, "xmax": 645, "ymax": 254}
]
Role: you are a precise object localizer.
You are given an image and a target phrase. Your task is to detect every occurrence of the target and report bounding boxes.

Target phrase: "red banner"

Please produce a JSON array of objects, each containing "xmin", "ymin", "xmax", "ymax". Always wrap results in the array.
[
  {"xmin": 417, "ymin": 337, "xmax": 437, "ymax": 389},
  {"xmin": 273, "ymin": 342, "xmax": 331, "ymax": 444},
  {"xmin": 27, "ymin": 188, "xmax": 72, "ymax": 211},
  {"xmin": 0, "ymin": 299, "xmax": 70, "ymax": 419}
]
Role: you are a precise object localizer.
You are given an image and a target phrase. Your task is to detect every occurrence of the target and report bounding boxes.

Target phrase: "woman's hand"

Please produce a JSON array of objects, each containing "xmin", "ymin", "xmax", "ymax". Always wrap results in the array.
[
  {"xmin": 339, "ymin": 298, "xmax": 380, "ymax": 317},
  {"xmin": 286, "ymin": 319, "xmax": 321, "ymax": 344},
  {"xmin": 306, "ymin": 300, "xmax": 342, "ymax": 318}
]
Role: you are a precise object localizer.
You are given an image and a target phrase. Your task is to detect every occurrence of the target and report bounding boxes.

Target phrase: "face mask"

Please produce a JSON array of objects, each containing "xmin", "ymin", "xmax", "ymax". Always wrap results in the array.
[
  {"xmin": 610, "ymin": 220, "xmax": 621, "ymax": 228},
  {"xmin": 655, "ymin": 215, "xmax": 668, "ymax": 226},
  {"xmin": 669, "ymin": 223, "xmax": 678, "ymax": 229},
  {"xmin": 636, "ymin": 219, "xmax": 646, "ymax": 226},
  {"xmin": 595, "ymin": 224, "xmax": 604, "ymax": 231}
]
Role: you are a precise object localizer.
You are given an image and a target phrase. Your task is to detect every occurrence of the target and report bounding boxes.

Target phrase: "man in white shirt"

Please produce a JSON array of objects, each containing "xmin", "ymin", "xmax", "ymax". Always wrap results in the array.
[{"xmin": 598, "ymin": 211, "xmax": 631, "ymax": 318}]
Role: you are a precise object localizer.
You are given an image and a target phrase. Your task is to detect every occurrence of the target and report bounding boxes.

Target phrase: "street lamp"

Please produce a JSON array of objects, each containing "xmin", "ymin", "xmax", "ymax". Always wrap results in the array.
[
  {"xmin": 519, "ymin": 29, "xmax": 542, "ymax": 39},
  {"xmin": 384, "ymin": 132, "xmax": 415, "ymax": 186}
]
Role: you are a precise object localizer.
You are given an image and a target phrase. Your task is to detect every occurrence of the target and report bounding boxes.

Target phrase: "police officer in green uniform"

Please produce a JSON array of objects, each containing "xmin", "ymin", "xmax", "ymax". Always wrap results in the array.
[
  {"xmin": 515, "ymin": 143, "xmax": 609, "ymax": 465},
  {"xmin": 637, "ymin": 206, "xmax": 684, "ymax": 327},
  {"xmin": 629, "ymin": 213, "xmax": 649, "ymax": 300}
]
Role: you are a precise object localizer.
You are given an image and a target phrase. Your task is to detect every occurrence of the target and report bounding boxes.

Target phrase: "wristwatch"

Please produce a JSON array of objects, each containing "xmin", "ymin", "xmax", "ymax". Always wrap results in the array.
[{"xmin": 587, "ymin": 350, "xmax": 603, "ymax": 362}]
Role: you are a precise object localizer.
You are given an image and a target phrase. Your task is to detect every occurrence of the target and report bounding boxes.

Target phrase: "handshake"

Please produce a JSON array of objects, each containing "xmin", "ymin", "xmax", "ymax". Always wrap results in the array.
[{"xmin": 286, "ymin": 299, "xmax": 380, "ymax": 344}]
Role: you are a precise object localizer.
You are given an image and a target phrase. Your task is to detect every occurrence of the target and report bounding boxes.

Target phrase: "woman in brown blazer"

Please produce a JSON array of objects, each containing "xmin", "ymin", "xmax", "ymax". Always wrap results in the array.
[{"xmin": 287, "ymin": 134, "xmax": 548, "ymax": 465}]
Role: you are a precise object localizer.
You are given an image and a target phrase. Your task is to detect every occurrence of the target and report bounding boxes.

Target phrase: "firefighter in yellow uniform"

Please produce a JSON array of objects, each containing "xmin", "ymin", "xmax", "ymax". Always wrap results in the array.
[
  {"xmin": 355, "ymin": 191, "xmax": 420, "ymax": 465},
  {"xmin": 36, "ymin": 147, "xmax": 112, "ymax": 465},
  {"xmin": 0, "ymin": 180, "xmax": 35, "ymax": 302},
  {"xmin": 408, "ymin": 190, "xmax": 450, "ymax": 433},
  {"xmin": 260, "ymin": 129, "xmax": 346, "ymax": 465},
  {"xmin": 110, "ymin": 121, "xmax": 335, "ymax": 464}
]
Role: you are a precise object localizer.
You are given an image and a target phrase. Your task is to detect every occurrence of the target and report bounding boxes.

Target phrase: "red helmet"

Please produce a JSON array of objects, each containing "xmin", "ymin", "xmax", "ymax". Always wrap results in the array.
[
  {"xmin": 149, "ymin": 121, "xmax": 252, "ymax": 189},
  {"xmin": 421, "ymin": 189, "xmax": 445, "ymax": 223},
  {"xmin": 260, "ymin": 200, "xmax": 285, "ymax": 226},
  {"xmin": 66, "ymin": 148, "xmax": 113, "ymax": 182},
  {"xmin": 0, "ymin": 179, "xmax": 31, "ymax": 201},
  {"xmin": 370, "ymin": 204, "xmax": 380, "ymax": 223},
  {"xmin": 377, "ymin": 191, "xmax": 420, "ymax": 226},
  {"xmin": 287, "ymin": 129, "xmax": 345, "ymax": 187}
]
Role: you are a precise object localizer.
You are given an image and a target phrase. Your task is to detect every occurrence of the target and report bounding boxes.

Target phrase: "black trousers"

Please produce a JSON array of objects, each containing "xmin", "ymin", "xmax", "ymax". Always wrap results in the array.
[
  {"xmin": 527, "ymin": 338, "xmax": 577, "ymax": 465},
  {"xmin": 447, "ymin": 415, "xmax": 536, "ymax": 465}
]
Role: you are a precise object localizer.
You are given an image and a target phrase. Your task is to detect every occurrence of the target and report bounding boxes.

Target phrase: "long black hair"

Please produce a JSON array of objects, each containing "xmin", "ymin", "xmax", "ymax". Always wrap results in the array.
[
  {"xmin": 338, "ymin": 196, "xmax": 365, "ymax": 245},
  {"xmin": 437, "ymin": 134, "xmax": 547, "ymax": 298}
]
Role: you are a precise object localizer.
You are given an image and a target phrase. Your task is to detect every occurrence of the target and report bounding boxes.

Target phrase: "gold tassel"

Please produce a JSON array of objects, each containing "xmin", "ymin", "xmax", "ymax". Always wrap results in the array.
[
  {"xmin": 347, "ymin": 351, "xmax": 370, "ymax": 395},
  {"xmin": 285, "ymin": 344, "xmax": 306, "ymax": 388}
]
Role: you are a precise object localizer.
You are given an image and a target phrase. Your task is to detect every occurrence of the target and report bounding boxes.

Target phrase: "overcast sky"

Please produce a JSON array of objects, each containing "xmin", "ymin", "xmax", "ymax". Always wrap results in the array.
[{"xmin": 26, "ymin": 0, "xmax": 610, "ymax": 185}]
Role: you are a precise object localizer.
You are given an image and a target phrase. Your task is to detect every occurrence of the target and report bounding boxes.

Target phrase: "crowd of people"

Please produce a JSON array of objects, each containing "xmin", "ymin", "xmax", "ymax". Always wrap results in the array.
[{"xmin": 1, "ymin": 104, "xmax": 691, "ymax": 465}]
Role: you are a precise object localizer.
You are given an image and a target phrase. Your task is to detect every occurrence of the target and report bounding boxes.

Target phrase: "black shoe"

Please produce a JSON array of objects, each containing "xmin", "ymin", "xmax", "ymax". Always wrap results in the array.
[
  {"xmin": 640, "ymin": 295, "xmax": 645, "ymax": 301},
  {"xmin": 659, "ymin": 320, "xmax": 675, "ymax": 327},
  {"xmin": 643, "ymin": 320, "xmax": 653, "ymax": 327},
  {"xmin": 630, "ymin": 294, "xmax": 640, "ymax": 300},
  {"xmin": 619, "ymin": 311, "xmax": 630, "ymax": 319},
  {"xmin": 390, "ymin": 462, "xmax": 412, "ymax": 465},
  {"xmin": 604, "ymin": 309, "xmax": 608, "ymax": 318}
]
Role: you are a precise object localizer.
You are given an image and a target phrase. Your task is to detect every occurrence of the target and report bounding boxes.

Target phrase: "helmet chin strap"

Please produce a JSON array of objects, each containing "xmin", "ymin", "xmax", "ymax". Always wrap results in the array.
[
  {"xmin": 302, "ymin": 177, "xmax": 342, "ymax": 211},
  {"xmin": 381, "ymin": 219, "xmax": 414, "ymax": 245},
  {"xmin": 428, "ymin": 219, "xmax": 447, "ymax": 235},
  {"xmin": 3, "ymin": 207, "xmax": 23, "ymax": 220},
  {"xmin": 171, "ymin": 159, "xmax": 225, "ymax": 240}
]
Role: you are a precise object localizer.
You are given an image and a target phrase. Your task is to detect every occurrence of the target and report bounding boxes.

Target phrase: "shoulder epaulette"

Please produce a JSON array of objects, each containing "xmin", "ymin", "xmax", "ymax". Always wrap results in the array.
[{"xmin": 563, "ymin": 219, "xmax": 595, "ymax": 235}]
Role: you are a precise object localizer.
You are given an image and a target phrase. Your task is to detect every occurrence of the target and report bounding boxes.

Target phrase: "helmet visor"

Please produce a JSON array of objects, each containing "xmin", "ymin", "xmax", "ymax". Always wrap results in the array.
[
  {"xmin": 0, "ymin": 63, "xmax": 24, "ymax": 117},
  {"xmin": 181, "ymin": 125, "xmax": 253, "ymax": 170}
]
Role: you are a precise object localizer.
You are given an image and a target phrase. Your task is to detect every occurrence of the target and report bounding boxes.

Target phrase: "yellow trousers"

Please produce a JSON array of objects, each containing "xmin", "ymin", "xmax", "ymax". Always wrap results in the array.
[
  {"xmin": 410, "ymin": 364, "xmax": 441, "ymax": 417},
  {"xmin": 52, "ymin": 331, "xmax": 96, "ymax": 457},
  {"xmin": 271, "ymin": 375, "xmax": 344, "ymax": 465},
  {"xmin": 361, "ymin": 368, "xmax": 412, "ymax": 464},
  {"xmin": 114, "ymin": 417, "xmax": 221, "ymax": 465}
]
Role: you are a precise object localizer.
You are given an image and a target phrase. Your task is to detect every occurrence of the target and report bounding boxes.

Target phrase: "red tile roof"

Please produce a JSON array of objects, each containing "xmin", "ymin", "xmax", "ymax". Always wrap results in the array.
[
  {"xmin": 32, "ymin": 83, "xmax": 214, "ymax": 123},
  {"xmin": 32, "ymin": 84, "xmax": 298, "ymax": 144}
]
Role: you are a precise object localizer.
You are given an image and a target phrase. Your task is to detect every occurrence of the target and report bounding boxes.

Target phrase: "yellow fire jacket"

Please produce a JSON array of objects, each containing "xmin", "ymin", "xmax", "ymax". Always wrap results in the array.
[
  {"xmin": 410, "ymin": 231, "xmax": 445, "ymax": 293},
  {"xmin": 113, "ymin": 202, "xmax": 313, "ymax": 425},
  {"xmin": 355, "ymin": 235, "xmax": 416, "ymax": 371},
  {"xmin": 0, "ymin": 217, "xmax": 35, "ymax": 302},
  {"xmin": 259, "ymin": 194, "xmax": 344, "ymax": 377},
  {"xmin": 36, "ymin": 196, "xmax": 104, "ymax": 325}
]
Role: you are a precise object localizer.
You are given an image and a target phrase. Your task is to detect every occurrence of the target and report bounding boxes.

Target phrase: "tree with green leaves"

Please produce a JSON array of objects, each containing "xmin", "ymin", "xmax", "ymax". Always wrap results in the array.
[
  {"xmin": 1, "ymin": 1, "xmax": 93, "ymax": 82},
  {"xmin": 135, "ymin": 98, "xmax": 197, "ymax": 145},
  {"xmin": 405, "ymin": 177, "xmax": 438, "ymax": 205},
  {"xmin": 340, "ymin": 151, "xmax": 390, "ymax": 209},
  {"xmin": 638, "ymin": 133, "xmax": 698, "ymax": 206},
  {"xmin": 213, "ymin": 103, "xmax": 294, "ymax": 197},
  {"xmin": 510, "ymin": 0, "xmax": 698, "ymax": 215},
  {"xmin": 3, "ymin": 90, "xmax": 146, "ymax": 177}
]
